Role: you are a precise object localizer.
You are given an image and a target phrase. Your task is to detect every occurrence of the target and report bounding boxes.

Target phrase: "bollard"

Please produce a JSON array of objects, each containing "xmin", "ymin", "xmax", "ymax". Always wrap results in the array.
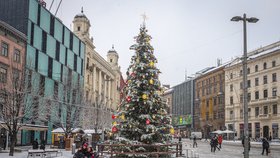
[
  {"xmin": 72, "ymin": 143, "xmax": 76, "ymax": 154},
  {"xmin": 191, "ymin": 150, "xmax": 194, "ymax": 158},
  {"xmin": 185, "ymin": 149, "xmax": 188, "ymax": 158},
  {"xmin": 179, "ymin": 142, "xmax": 182, "ymax": 156}
]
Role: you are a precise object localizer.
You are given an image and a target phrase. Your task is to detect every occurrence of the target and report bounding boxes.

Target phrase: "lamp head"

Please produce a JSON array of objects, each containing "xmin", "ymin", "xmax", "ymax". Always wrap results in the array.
[
  {"xmin": 231, "ymin": 16, "xmax": 243, "ymax": 22},
  {"xmin": 247, "ymin": 17, "xmax": 259, "ymax": 23}
]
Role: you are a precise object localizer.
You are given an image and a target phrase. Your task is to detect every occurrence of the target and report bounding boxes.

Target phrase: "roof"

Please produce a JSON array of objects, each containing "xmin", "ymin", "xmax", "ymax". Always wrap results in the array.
[
  {"xmin": 0, "ymin": 121, "xmax": 48, "ymax": 131},
  {"xmin": 51, "ymin": 128, "xmax": 84, "ymax": 134},
  {"xmin": 0, "ymin": 20, "xmax": 27, "ymax": 42},
  {"xmin": 74, "ymin": 13, "xmax": 88, "ymax": 19}
]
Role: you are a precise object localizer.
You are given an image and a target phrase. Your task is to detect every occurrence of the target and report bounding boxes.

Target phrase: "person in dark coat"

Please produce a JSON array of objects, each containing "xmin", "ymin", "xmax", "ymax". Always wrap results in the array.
[
  {"xmin": 73, "ymin": 147, "xmax": 85, "ymax": 158},
  {"xmin": 40, "ymin": 140, "xmax": 45, "ymax": 150},
  {"xmin": 210, "ymin": 136, "xmax": 218, "ymax": 152},
  {"xmin": 262, "ymin": 138, "xmax": 270, "ymax": 155},
  {"xmin": 193, "ymin": 136, "xmax": 198, "ymax": 148},
  {"xmin": 32, "ymin": 139, "xmax": 39, "ymax": 149}
]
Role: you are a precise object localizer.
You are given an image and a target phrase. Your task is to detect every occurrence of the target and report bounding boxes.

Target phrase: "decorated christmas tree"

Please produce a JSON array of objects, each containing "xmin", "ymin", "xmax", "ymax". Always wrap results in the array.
[{"xmin": 112, "ymin": 24, "xmax": 174, "ymax": 157}]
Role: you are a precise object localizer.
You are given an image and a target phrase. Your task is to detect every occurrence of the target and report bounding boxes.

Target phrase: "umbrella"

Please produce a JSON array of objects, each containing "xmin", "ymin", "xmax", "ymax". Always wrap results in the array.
[
  {"xmin": 222, "ymin": 129, "xmax": 235, "ymax": 134},
  {"xmin": 211, "ymin": 130, "xmax": 223, "ymax": 134}
]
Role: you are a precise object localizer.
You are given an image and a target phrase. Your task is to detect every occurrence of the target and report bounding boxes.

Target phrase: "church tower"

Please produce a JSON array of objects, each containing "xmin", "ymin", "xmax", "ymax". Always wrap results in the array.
[
  {"xmin": 107, "ymin": 45, "xmax": 119, "ymax": 70},
  {"xmin": 73, "ymin": 7, "xmax": 91, "ymax": 39}
]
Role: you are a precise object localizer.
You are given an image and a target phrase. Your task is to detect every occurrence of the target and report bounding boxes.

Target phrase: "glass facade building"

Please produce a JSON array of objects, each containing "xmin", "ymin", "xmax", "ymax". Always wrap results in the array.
[{"xmin": 0, "ymin": 0, "xmax": 85, "ymax": 144}]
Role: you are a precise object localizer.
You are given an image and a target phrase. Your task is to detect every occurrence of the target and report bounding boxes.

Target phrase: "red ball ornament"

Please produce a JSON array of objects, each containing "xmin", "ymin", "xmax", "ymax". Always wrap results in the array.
[
  {"xmin": 126, "ymin": 96, "xmax": 131, "ymax": 102},
  {"xmin": 112, "ymin": 114, "xmax": 116, "ymax": 120},
  {"xmin": 112, "ymin": 126, "xmax": 118, "ymax": 133},
  {"xmin": 146, "ymin": 119, "xmax": 150, "ymax": 125}
]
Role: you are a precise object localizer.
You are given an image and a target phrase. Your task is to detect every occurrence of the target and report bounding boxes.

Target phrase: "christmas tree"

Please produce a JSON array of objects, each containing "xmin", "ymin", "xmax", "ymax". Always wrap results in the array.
[{"xmin": 112, "ymin": 24, "xmax": 174, "ymax": 157}]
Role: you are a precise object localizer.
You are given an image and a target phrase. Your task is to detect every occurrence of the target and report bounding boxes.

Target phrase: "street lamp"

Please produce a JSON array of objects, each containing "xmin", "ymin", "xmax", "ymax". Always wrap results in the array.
[{"xmin": 231, "ymin": 14, "xmax": 258, "ymax": 158}]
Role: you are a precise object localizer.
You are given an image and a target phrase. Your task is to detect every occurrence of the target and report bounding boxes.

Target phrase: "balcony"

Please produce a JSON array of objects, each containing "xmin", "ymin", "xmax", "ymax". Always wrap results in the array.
[{"xmin": 258, "ymin": 114, "xmax": 271, "ymax": 119}]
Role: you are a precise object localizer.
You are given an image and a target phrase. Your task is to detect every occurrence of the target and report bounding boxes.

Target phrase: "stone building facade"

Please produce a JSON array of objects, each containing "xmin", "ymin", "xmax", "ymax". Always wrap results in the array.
[
  {"xmin": 194, "ymin": 66, "xmax": 225, "ymax": 138},
  {"xmin": 72, "ymin": 11, "xmax": 122, "ymax": 130},
  {"xmin": 225, "ymin": 47, "xmax": 280, "ymax": 139}
]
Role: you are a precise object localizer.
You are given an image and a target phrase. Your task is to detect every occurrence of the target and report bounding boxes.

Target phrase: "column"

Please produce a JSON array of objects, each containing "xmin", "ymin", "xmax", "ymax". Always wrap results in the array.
[
  {"xmin": 99, "ymin": 70, "xmax": 102, "ymax": 100},
  {"xmin": 93, "ymin": 66, "xmax": 96, "ymax": 100},
  {"xmin": 104, "ymin": 74, "xmax": 107, "ymax": 107},
  {"xmin": 108, "ymin": 78, "xmax": 111, "ymax": 109}
]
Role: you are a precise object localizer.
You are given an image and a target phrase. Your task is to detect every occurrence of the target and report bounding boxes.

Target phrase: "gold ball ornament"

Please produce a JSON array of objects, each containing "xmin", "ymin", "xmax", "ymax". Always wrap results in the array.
[
  {"xmin": 149, "ymin": 79, "xmax": 154, "ymax": 84},
  {"xmin": 113, "ymin": 121, "xmax": 117, "ymax": 126},
  {"xmin": 142, "ymin": 94, "xmax": 148, "ymax": 100},
  {"xmin": 149, "ymin": 61, "xmax": 154, "ymax": 67},
  {"xmin": 121, "ymin": 113, "xmax": 125, "ymax": 120},
  {"xmin": 170, "ymin": 128, "xmax": 175, "ymax": 135}
]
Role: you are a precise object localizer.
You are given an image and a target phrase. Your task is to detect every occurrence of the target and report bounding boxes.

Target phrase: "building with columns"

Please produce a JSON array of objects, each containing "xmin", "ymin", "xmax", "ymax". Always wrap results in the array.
[
  {"xmin": 72, "ymin": 10, "xmax": 122, "ymax": 130},
  {"xmin": 225, "ymin": 44, "xmax": 280, "ymax": 140}
]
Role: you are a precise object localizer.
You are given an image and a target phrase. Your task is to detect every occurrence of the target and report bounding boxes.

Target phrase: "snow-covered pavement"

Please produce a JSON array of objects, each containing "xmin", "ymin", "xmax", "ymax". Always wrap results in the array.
[
  {"xmin": 180, "ymin": 138, "xmax": 280, "ymax": 158},
  {"xmin": 1, "ymin": 140, "xmax": 280, "ymax": 158}
]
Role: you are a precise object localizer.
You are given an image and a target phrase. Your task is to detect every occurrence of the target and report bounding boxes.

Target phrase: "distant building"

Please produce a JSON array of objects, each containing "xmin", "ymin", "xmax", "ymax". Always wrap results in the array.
[
  {"xmin": 0, "ymin": 0, "xmax": 85, "ymax": 144},
  {"xmin": 172, "ymin": 78, "xmax": 194, "ymax": 137},
  {"xmin": 162, "ymin": 86, "xmax": 173, "ymax": 114},
  {"xmin": 72, "ymin": 10, "xmax": 122, "ymax": 130},
  {"xmin": 194, "ymin": 64, "xmax": 226, "ymax": 138},
  {"xmin": 0, "ymin": 20, "xmax": 27, "ymax": 145},
  {"xmin": 225, "ymin": 44, "xmax": 280, "ymax": 139}
]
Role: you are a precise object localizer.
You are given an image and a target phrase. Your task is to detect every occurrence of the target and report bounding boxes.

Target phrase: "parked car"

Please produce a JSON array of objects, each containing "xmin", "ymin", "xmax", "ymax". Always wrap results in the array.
[{"xmin": 190, "ymin": 132, "xmax": 202, "ymax": 140}]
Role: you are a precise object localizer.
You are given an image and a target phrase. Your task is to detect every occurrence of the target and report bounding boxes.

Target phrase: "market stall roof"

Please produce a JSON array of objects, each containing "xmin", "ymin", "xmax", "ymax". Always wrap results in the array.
[
  {"xmin": 222, "ymin": 129, "xmax": 236, "ymax": 134},
  {"xmin": 211, "ymin": 130, "xmax": 223, "ymax": 134},
  {"xmin": 0, "ymin": 121, "xmax": 48, "ymax": 131},
  {"xmin": 84, "ymin": 129, "xmax": 102, "ymax": 134},
  {"xmin": 51, "ymin": 127, "xmax": 84, "ymax": 134}
]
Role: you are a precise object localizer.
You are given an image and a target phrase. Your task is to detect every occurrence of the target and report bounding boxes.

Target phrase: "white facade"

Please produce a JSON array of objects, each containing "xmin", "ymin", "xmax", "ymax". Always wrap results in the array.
[
  {"xmin": 225, "ymin": 48, "xmax": 280, "ymax": 139},
  {"xmin": 72, "ymin": 12, "xmax": 121, "ymax": 130}
]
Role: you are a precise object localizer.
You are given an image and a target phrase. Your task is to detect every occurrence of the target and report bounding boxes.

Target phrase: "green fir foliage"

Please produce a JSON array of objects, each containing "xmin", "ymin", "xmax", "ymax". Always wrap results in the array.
[{"xmin": 112, "ymin": 25, "xmax": 173, "ymax": 157}]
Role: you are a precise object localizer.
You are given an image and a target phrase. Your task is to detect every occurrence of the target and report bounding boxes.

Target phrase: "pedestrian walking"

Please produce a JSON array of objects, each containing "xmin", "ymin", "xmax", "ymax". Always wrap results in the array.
[
  {"xmin": 218, "ymin": 135, "xmax": 223, "ymax": 149},
  {"xmin": 261, "ymin": 138, "xmax": 270, "ymax": 156},
  {"xmin": 193, "ymin": 136, "xmax": 198, "ymax": 148},
  {"xmin": 210, "ymin": 136, "xmax": 218, "ymax": 153}
]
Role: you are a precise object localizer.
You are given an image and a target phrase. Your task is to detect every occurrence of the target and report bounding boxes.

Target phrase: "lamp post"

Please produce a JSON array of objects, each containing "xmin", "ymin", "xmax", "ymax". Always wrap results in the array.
[{"xmin": 231, "ymin": 14, "xmax": 258, "ymax": 158}]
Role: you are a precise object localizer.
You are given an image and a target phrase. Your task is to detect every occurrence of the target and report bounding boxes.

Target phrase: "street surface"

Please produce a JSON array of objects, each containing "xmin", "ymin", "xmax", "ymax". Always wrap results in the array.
[{"xmin": 0, "ymin": 139, "xmax": 280, "ymax": 158}]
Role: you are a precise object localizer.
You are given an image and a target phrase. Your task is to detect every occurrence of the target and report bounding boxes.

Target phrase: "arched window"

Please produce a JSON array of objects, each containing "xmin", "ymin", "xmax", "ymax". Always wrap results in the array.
[{"xmin": 263, "ymin": 62, "xmax": 267, "ymax": 70}]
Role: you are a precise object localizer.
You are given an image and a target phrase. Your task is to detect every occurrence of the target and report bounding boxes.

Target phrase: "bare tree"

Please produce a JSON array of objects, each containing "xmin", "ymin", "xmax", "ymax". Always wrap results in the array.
[
  {"xmin": 0, "ymin": 64, "xmax": 45, "ymax": 155},
  {"xmin": 40, "ymin": 75, "xmax": 83, "ymax": 139}
]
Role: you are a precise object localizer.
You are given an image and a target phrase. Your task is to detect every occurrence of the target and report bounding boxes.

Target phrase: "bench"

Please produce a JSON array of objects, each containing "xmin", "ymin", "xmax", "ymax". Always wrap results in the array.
[
  {"xmin": 27, "ymin": 149, "xmax": 45, "ymax": 158},
  {"xmin": 27, "ymin": 149, "xmax": 63, "ymax": 158}
]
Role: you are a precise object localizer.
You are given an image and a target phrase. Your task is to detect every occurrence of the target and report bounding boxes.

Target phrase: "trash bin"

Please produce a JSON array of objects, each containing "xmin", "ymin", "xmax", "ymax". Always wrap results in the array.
[{"xmin": 72, "ymin": 143, "xmax": 76, "ymax": 154}]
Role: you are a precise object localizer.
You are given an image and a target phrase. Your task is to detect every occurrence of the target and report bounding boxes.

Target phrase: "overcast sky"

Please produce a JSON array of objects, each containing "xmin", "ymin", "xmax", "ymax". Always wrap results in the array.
[{"xmin": 45, "ymin": 0, "xmax": 280, "ymax": 86}]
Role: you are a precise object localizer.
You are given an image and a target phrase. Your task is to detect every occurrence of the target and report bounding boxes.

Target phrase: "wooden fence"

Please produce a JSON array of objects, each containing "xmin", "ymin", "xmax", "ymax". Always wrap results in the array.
[{"xmin": 97, "ymin": 143, "xmax": 183, "ymax": 157}]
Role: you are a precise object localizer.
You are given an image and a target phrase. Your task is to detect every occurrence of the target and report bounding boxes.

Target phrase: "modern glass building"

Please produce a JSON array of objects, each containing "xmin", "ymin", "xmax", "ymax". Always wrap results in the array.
[{"xmin": 0, "ymin": 0, "xmax": 85, "ymax": 144}]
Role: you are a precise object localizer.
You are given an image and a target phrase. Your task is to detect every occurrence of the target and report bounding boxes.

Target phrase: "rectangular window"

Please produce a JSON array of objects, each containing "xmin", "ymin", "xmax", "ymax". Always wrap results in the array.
[
  {"xmin": 42, "ymin": 31, "xmax": 47, "ymax": 53},
  {"xmin": 263, "ymin": 89, "xmax": 268, "ymax": 98},
  {"xmin": 13, "ymin": 49, "xmax": 21, "ymax": 63},
  {"xmin": 240, "ymin": 82, "xmax": 243, "ymax": 89},
  {"xmin": 35, "ymin": 49, "xmax": 39, "ymax": 71},
  {"xmin": 50, "ymin": 15, "xmax": 55, "ymax": 36},
  {"xmin": 48, "ymin": 57, "xmax": 53, "ymax": 78},
  {"xmin": 240, "ymin": 94, "xmax": 243, "ymax": 103},
  {"xmin": 272, "ymin": 73, "xmax": 277, "ymax": 82},
  {"xmin": 230, "ymin": 96, "xmax": 233, "ymax": 105},
  {"xmin": 55, "ymin": 41, "xmax": 60, "ymax": 61},
  {"xmin": 206, "ymin": 112, "xmax": 209, "ymax": 121},
  {"xmin": 248, "ymin": 108, "xmax": 251, "ymax": 118},
  {"xmin": 273, "ymin": 104, "xmax": 277, "ymax": 115},
  {"xmin": 272, "ymin": 61, "xmax": 276, "ymax": 67},
  {"xmin": 240, "ymin": 109, "xmax": 243, "ymax": 119},
  {"xmin": 30, "ymin": 23, "xmax": 35, "ymax": 46},
  {"xmin": 272, "ymin": 88, "xmax": 277, "ymax": 97},
  {"xmin": 0, "ymin": 66, "xmax": 7, "ymax": 83},
  {"xmin": 255, "ymin": 91, "xmax": 259, "ymax": 100},
  {"xmin": 255, "ymin": 107, "xmax": 259, "ymax": 117},
  {"xmin": 263, "ymin": 75, "xmax": 267, "ymax": 84},
  {"xmin": 213, "ymin": 97, "xmax": 217, "ymax": 105},
  {"xmin": 248, "ymin": 93, "xmax": 251, "ymax": 101},
  {"xmin": 230, "ymin": 110, "xmax": 233, "ymax": 120},
  {"xmin": 255, "ymin": 78, "xmax": 259, "ymax": 86},
  {"xmin": 1, "ymin": 42, "xmax": 8, "ymax": 57},
  {"xmin": 74, "ymin": 54, "xmax": 77, "ymax": 71},
  {"xmin": 69, "ymin": 33, "xmax": 73, "ymax": 50},
  {"xmin": 247, "ymin": 80, "xmax": 251, "ymax": 88},
  {"xmin": 230, "ymin": 84, "xmax": 233, "ymax": 92},
  {"xmin": 264, "ymin": 106, "xmax": 268, "ymax": 115},
  {"xmin": 240, "ymin": 70, "xmax": 243, "ymax": 76}
]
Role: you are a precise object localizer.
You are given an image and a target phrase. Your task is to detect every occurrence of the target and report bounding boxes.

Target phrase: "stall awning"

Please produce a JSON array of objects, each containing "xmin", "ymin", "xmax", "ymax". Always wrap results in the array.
[
  {"xmin": 0, "ymin": 121, "xmax": 48, "ymax": 131},
  {"xmin": 51, "ymin": 127, "xmax": 84, "ymax": 134}
]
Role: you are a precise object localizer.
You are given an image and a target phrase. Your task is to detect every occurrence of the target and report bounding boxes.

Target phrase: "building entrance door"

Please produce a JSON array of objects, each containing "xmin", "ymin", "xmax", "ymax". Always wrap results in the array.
[{"xmin": 263, "ymin": 126, "xmax": 269, "ymax": 139}]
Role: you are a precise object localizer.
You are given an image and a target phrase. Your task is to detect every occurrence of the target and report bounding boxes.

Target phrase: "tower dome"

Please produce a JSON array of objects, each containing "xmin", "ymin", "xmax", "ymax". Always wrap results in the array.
[
  {"xmin": 73, "ymin": 7, "xmax": 91, "ymax": 37},
  {"xmin": 107, "ymin": 45, "xmax": 119, "ymax": 67}
]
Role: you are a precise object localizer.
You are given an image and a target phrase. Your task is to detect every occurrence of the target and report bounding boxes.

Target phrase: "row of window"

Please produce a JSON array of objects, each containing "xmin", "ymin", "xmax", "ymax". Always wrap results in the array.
[
  {"xmin": 230, "ymin": 60, "xmax": 277, "ymax": 79},
  {"xmin": 230, "ymin": 73, "xmax": 277, "ymax": 92},
  {"xmin": 1, "ymin": 41, "xmax": 21, "ymax": 63},
  {"xmin": 0, "ymin": 64, "xmax": 20, "ymax": 83},
  {"xmin": 206, "ymin": 111, "xmax": 224, "ymax": 120},
  {"xmin": 229, "ymin": 104, "xmax": 278, "ymax": 119},
  {"xmin": 230, "ymin": 87, "xmax": 277, "ymax": 104}
]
